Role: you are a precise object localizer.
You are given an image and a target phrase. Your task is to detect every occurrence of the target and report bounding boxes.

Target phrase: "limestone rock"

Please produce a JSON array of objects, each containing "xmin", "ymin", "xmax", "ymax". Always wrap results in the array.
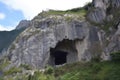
[
  {"xmin": 93, "ymin": 0, "xmax": 120, "ymax": 10},
  {"xmin": 6, "ymin": 16, "xmax": 105, "ymax": 68},
  {"xmin": 93, "ymin": 0, "xmax": 109, "ymax": 10},
  {"xmin": 107, "ymin": 23, "xmax": 120, "ymax": 53},
  {"xmin": 87, "ymin": 8, "xmax": 106, "ymax": 24},
  {"xmin": 111, "ymin": 0, "xmax": 120, "ymax": 8}
]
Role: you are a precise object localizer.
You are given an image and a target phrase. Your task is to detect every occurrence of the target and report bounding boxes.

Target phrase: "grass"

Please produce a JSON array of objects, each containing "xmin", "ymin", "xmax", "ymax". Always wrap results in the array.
[
  {"xmin": 28, "ymin": 70, "xmax": 55, "ymax": 80},
  {"xmin": 4, "ymin": 66, "xmax": 22, "ymax": 75},
  {"xmin": 55, "ymin": 61, "xmax": 120, "ymax": 80},
  {"xmin": 33, "ymin": 7, "xmax": 88, "ymax": 21},
  {"xmin": 0, "ymin": 57, "xmax": 10, "ymax": 71},
  {"xmin": 0, "ymin": 59, "xmax": 120, "ymax": 80},
  {"xmin": 47, "ymin": 9, "xmax": 87, "ymax": 16}
]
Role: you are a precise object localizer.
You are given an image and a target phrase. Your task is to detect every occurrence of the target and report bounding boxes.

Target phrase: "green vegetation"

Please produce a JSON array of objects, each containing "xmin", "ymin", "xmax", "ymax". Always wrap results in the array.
[
  {"xmin": 4, "ymin": 67, "xmax": 22, "ymax": 75},
  {"xmin": 34, "ymin": 3, "xmax": 93, "ymax": 21},
  {"xmin": 55, "ymin": 61, "xmax": 120, "ymax": 80},
  {"xmin": 0, "ymin": 59, "xmax": 120, "ymax": 80},
  {"xmin": 46, "ymin": 8, "xmax": 87, "ymax": 16},
  {"xmin": 110, "ymin": 51, "xmax": 120, "ymax": 61},
  {"xmin": 28, "ymin": 66, "xmax": 55, "ymax": 80},
  {"xmin": 28, "ymin": 70, "xmax": 55, "ymax": 80},
  {"xmin": 44, "ymin": 66, "xmax": 54, "ymax": 75},
  {"xmin": 20, "ymin": 64, "xmax": 32, "ymax": 70},
  {"xmin": 33, "ymin": 3, "xmax": 93, "ymax": 24},
  {"xmin": 0, "ymin": 57, "xmax": 10, "ymax": 71}
]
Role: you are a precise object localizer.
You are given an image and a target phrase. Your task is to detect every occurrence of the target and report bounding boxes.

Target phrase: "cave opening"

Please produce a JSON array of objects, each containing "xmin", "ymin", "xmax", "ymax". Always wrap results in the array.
[
  {"xmin": 52, "ymin": 50, "xmax": 68, "ymax": 65},
  {"xmin": 49, "ymin": 39, "xmax": 78, "ymax": 66}
]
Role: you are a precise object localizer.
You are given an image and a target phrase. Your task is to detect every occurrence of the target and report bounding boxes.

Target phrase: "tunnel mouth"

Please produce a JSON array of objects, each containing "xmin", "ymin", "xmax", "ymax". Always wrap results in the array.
[{"xmin": 51, "ymin": 50, "xmax": 68, "ymax": 65}]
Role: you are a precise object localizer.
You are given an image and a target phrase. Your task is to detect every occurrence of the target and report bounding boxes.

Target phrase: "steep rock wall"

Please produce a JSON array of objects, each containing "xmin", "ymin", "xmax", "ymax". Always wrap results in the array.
[
  {"xmin": 2, "ymin": 0, "xmax": 120, "ymax": 69},
  {"xmin": 6, "ymin": 17, "xmax": 106, "ymax": 68}
]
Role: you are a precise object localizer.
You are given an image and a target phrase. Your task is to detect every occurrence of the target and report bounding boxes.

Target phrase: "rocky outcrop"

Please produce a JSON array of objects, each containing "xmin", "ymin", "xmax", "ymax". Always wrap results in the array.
[
  {"xmin": 16, "ymin": 20, "xmax": 31, "ymax": 30},
  {"xmin": 107, "ymin": 23, "xmax": 120, "ymax": 53},
  {"xmin": 87, "ymin": 8, "xmax": 106, "ymax": 23},
  {"xmin": 93, "ymin": 0, "xmax": 109, "ymax": 10},
  {"xmin": 6, "ymin": 16, "xmax": 109, "ymax": 69},
  {"xmin": 93, "ymin": 0, "xmax": 120, "ymax": 10},
  {"xmin": 88, "ymin": 0, "xmax": 120, "ymax": 24},
  {"xmin": 1, "ymin": 0, "xmax": 120, "ymax": 69}
]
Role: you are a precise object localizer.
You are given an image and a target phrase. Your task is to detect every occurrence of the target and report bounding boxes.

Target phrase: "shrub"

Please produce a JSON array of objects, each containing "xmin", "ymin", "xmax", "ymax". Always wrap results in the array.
[
  {"xmin": 110, "ymin": 51, "xmax": 120, "ymax": 61},
  {"xmin": 20, "ymin": 64, "xmax": 32, "ymax": 70},
  {"xmin": 4, "ymin": 67, "xmax": 22, "ymax": 75},
  {"xmin": 45, "ymin": 66, "xmax": 54, "ymax": 75},
  {"xmin": 92, "ymin": 63, "xmax": 101, "ymax": 73},
  {"xmin": 0, "ymin": 76, "xmax": 4, "ymax": 80}
]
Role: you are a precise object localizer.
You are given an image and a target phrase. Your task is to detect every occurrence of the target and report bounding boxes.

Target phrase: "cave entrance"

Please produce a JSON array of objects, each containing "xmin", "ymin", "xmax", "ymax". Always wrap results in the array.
[
  {"xmin": 49, "ymin": 39, "xmax": 78, "ymax": 66},
  {"xmin": 52, "ymin": 51, "xmax": 67, "ymax": 65}
]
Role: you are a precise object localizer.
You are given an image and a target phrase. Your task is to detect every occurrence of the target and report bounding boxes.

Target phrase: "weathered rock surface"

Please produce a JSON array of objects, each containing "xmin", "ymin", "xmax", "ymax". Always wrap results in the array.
[
  {"xmin": 93, "ymin": 0, "xmax": 120, "ymax": 10},
  {"xmin": 107, "ymin": 23, "xmax": 120, "ymax": 53},
  {"xmin": 88, "ymin": 0, "xmax": 120, "ymax": 24},
  {"xmin": 87, "ymin": 8, "xmax": 106, "ymax": 23},
  {"xmin": 93, "ymin": 0, "xmax": 109, "ymax": 10}
]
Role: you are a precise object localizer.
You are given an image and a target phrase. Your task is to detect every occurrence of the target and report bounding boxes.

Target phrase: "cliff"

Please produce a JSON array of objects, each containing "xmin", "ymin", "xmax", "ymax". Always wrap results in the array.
[{"xmin": 1, "ymin": 0, "xmax": 120, "ymax": 70}]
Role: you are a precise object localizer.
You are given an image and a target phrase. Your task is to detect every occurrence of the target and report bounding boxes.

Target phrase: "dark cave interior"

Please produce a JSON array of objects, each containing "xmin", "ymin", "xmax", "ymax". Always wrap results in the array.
[{"xmin": 51, "ymin": 50, "xmax": 68, "ymax": 65}]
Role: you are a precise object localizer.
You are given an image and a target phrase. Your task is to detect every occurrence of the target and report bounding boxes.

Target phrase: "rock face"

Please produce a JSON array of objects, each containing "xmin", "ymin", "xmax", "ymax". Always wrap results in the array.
[
  {"xmin": 107, "ymin": 23, "xmax": 120, "ymax": 53},
  {"xmin": 93, "ymin": 0, "xmax": 120, "ymax": 9},
  {"xmin": 1, "ymin": 0, "xmax": 120, "ymax": 69},
  {"xmin": 6, "ymin": 17, "xmax": 107, "ymax": 69},
  {"xmin": 88, "ymin": 0, "xmax": 120, "ymax": 24},
  {"xmin": 87, "ymin": 8, "xmax": 106, "ymax": 23},
  {"xmin": 93, "ymin": 0, "xmax": 109, "ymax": 10}
]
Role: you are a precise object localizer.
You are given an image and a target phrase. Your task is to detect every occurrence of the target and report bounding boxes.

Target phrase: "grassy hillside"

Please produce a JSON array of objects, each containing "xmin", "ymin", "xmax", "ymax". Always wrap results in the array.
[
  {"xmin": 55, "ymin": 61, "xmax": 120, "ymax": 80},
  {"xmin": 29, "ymin": 61, "xmax": 120, "ymax": 80},
  {"xmin": 1, "ymin": 59, "xmax": 119, "ymax": 80}
]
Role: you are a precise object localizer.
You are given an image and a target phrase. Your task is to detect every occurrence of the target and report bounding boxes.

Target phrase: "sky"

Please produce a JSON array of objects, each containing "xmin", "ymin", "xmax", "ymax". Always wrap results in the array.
[{"xmin": 0, "ymin": 0, "xmax": 92, "ymax": 31}]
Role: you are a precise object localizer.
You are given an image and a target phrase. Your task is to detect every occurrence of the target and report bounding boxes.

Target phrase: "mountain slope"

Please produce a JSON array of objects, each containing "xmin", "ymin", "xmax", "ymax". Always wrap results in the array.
[{"xmin": 0, "ymin": 29, "xmax": 24, "ymax": 53}]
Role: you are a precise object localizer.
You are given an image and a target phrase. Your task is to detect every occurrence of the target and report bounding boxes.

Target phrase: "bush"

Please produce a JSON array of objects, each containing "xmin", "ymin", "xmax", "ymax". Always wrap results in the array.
[
  {"xmin": 4, "ymin": 67, "xmax": 22, "ymax": 75},
  {"xmin": 92, "ymin": 63, "xmax": 101, "ymax": 73},
  {"xmin": 20, "ymin": 64, "xmax": 32, "ymax": 70},
  {"xmin": 110, "ymin": 51, "xmax": 120, "ymax": 61},
  {"xmin": 0, "ymin": 76, "xmax": 4, "ymax": 80},
  {"xmin": 45, "ymin": 66, "xmax": 54, "ymax": 75}
]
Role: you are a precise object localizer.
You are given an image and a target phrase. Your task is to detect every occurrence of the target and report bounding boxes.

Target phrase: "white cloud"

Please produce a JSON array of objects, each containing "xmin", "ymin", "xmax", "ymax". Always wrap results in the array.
[
  {"xmin": 0, "ymin": 0, "xmax": 92, "ymax": 20},
  {"xmin": 0, "ymin": 24, "xmax": 15, "ymax": 31},
  {"xmin": 0, "ymin": 13, "xmax": 5, "ymax": 20}
]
